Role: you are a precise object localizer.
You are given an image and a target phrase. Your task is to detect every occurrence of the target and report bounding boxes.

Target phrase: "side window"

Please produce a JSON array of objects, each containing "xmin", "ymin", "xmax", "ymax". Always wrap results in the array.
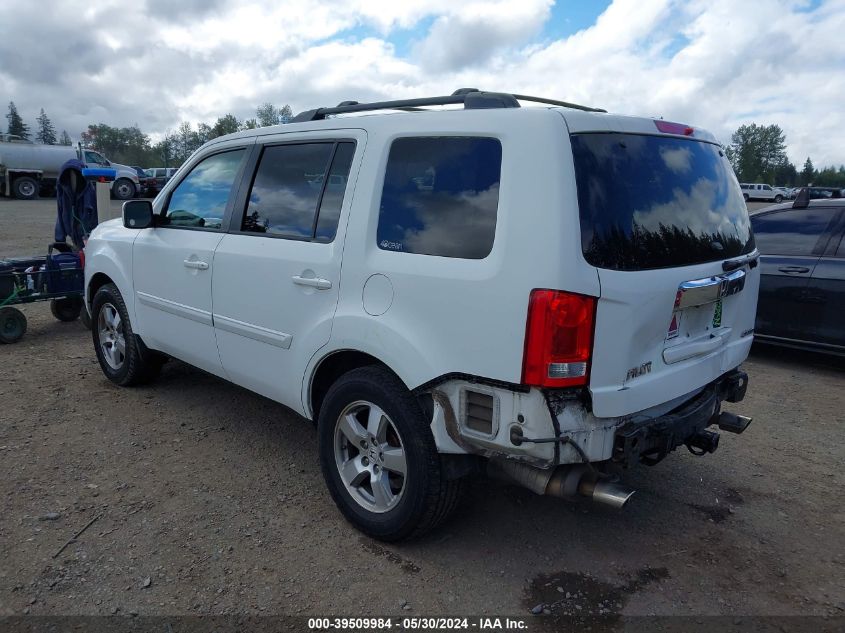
[
  {"xmin": 241, "ymin": 141, "xmax": 355, "ymax": 241},
  {"xmin": 163, "ymin": 149, "xmax": 245, "ymax": 230},
  {"xmin": 376, "ymin": 137, "xmax": 502, "ymax": 259},
  {"xmin": 84, "ymin": 151, "xmax": 108, "ymax": 166},
  {"xmin": 763, "ymin": 185, "xmax": 772, "ymax": 191},
  {"xmin": 751, "ymin": 208, "xmax": 833, "ymax": 256}
]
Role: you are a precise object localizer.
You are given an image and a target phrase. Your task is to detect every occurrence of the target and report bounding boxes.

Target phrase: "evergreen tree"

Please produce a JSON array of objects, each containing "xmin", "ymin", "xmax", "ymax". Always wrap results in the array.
[
  {"xmin": 6, "ymin": 101, "xmax": 30, "ymax": 139},
  {"xmin": 35, "ymin": 108, "xmax": 57, "ymax": 144},
  {"xmin": 800, "ymin": 157, "xmax": 815, "ymax": 185},
  {"xmin": 59, "ymin": 130, "xmax": 72, "ymax": 145},
  {"xmin": 726, "ymin": 123, "xmax": 787, "ymax": 182}
]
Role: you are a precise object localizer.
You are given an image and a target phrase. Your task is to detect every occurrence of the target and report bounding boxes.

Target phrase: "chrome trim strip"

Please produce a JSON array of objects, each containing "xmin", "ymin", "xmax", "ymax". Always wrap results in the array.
[
  {"xmin": 213, "ymin": 314, "xmax": 292, "ymax": 349},
  {"xmin": 136, "ymin": 291, "xmax": 213, "ymax": 326}
]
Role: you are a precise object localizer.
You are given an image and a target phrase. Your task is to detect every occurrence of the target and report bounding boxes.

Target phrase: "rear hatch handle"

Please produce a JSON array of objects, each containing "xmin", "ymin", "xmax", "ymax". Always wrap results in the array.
[{"xmin": 722, "ymin": 250, "xmax": 760, "ymax": 272}]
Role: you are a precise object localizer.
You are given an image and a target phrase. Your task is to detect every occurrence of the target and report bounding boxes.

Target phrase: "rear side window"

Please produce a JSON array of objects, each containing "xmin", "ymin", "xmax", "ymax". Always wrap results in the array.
[
  {"xmin": 163, "ymin": 149, "xmax": 245, "ymax": 229},
  {"xmin": 572, "ymin": 133, "xmax": 754, "ymax": 270},
  {"xmin": 751, "ymin": 208, "xmax": 834, "ymax": 256},
  {"xmin": 242, "ymin": 142, "xmax": 354, "ymax": 241},
  {"xmin": 377, "ymin": 137, "xmax": 502, "ymax": 259}
]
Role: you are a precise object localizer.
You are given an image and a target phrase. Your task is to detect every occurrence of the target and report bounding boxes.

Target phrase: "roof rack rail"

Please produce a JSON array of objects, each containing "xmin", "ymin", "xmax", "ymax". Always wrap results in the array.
[{"xmin": 291, "ymin": 89, "xmax": 604, "ymax": 122}]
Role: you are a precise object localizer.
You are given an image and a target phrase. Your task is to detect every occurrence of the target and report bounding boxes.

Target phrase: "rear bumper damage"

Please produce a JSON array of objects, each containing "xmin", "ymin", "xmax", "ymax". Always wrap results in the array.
[
  {"xmin": 613, "ymin": 369, "xmax": 750, "ymax": 467},
  {"xmin": 424, "ymin": 369, "xmax": 751, "ymax": 508}
]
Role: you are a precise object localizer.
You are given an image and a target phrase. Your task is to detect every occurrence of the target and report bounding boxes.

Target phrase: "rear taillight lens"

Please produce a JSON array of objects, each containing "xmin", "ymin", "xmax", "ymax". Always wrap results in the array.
[
  {"xmin": 522, "ymin": 290, "xmax": 597, "ymax": 388},
  {"xmin": 78, "ymin": 249, "xmax": 85, "ymax": 269}
]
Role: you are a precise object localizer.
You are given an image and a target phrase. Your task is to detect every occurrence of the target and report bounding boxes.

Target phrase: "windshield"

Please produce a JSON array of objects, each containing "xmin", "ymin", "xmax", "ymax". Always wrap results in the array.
[{"xmin": 572, "ymin": 133, "xmax": 754, "ymax": 271}]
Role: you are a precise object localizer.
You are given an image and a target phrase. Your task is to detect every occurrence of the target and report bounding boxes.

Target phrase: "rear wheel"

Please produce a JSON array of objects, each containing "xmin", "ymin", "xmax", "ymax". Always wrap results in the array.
[
  {"xmin": 318, "ymin": 366, "xmax": 463, "ymax": 541},
  {"xmin": 0, "ymin": 307, "xmax": 27, "ymax": 343},
  {"xmin": 774, "ymin": 194, "xmax": 783, "ymax": 203},
  {"xmin": 13, "ymin": 176, "xmax": 38, "ymax": 200},
  {"xmin": 92, "ymin": 283, "xmax": 163, "ymax": 385},
  {"xmin": 50, "ymin": 296, "xmax": 83, "ymax": 322}
]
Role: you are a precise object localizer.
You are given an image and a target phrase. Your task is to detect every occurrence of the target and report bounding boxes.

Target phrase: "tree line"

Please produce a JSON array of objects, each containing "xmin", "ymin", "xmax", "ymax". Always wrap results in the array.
[
  {"xmin": 725, "ymin": 123, "xmax": 844, "ymax": 188},
  {"xmin": 5, "ymin": 101, "xmax": 72, "ymax": 145},
  {"xmin": 4, "ymin": 101, "xmax": 292, "ymax": 168}
]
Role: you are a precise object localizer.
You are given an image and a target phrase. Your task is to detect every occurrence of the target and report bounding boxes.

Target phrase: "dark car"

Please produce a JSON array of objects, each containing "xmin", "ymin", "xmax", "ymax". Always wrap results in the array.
[
  {"xmin": 750, "ymin": 198, "xmax": 845, "ymax": 355},
  {"xmin": 145, "ymin": 167, "xmax": 177, "ymax": 195},
  {"xmin": 131, "ymin": 166, "xmax": 154, "ymax": 197}
]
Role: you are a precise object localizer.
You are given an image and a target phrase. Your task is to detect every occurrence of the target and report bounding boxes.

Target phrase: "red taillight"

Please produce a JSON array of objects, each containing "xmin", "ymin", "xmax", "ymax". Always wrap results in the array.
[
  {"xmin": 522, "ymin": 290, "xmax": 597, "ymax": 388},
  {"xmin": 78, "ymin": 249, "xmax": 85, "ymax": 269},
  {"xmin": 654, "ymin": 120, "xmax": 694, "ymax": 136}
]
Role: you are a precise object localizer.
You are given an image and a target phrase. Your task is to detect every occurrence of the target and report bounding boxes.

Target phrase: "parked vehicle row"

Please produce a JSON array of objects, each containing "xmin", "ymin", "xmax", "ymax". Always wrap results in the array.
[
  {"xmin": 84, "ymin": 90, "xmax": 758, "ymax": 541},
  {"xmin": 0, "ymin": 138, "xmax": 141, "ymax": 200}
]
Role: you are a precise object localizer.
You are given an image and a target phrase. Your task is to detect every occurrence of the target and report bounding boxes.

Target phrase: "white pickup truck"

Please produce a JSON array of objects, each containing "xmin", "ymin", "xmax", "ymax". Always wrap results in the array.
[{"xmin": 0, "ymin": 136, "xmax": 140, "ymax": 200}]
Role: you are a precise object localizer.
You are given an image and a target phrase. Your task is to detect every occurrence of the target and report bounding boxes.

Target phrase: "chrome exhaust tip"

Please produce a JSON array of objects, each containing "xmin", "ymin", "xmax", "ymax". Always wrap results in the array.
[{"xmin": 578, "ymin": 480, "xmax": 636, "ymax": 510}]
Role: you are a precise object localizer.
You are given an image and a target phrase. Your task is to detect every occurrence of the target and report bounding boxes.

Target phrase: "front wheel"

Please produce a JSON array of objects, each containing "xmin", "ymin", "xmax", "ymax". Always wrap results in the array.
[
  {"xmin": 318, "ymin": 366, "xmax": 463, "ymax": 541},
  {"xmin": 743, "ymin": 193, "xmax": 749, "ymax": 202},
  {"xmin": 112, "ymin": 178, "xmax": 136, "ymax": 200},
  {"xmin": 774, "ymin": 194, "xmax": 783, "ymax": 203},
  {"xmin": 92, "ymin": 283, "xmax": 163, "ymax": 385}
]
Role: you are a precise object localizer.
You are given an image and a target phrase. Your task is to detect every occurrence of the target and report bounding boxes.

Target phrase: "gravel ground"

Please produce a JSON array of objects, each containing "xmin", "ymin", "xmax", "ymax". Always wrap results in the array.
[{"xmin": 0, "ymin": 197, "xmax": 843, "ymax": 623}]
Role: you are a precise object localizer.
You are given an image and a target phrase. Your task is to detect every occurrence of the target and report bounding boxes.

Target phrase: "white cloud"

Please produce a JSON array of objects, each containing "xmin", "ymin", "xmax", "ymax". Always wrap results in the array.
[{"xmin": 0, "ymin": 0, "xmax": 843, "ymax": 167}]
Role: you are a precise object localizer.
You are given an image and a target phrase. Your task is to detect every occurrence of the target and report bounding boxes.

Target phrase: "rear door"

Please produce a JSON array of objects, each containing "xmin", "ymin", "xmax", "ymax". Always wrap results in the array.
[
  {"xmin": 751, "ymin": 207, "xmax": 837, "ymax": 341},
  {"xmin": 569, "ymin": 131, "xmax": 758, "ymax": 418},
  {"xmin": 211, "ymin": 131, "xmax": 363, "ymax": 408},
  {"xmin": 803, "ymin": 210, "xmax": 845, "ymax": 349}
]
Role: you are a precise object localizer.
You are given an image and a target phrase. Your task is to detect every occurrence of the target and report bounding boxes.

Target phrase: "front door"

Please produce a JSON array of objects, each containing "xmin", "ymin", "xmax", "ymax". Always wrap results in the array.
[
  {"xmin": 132, "ymin": 147, "xmax": 248, "ymax": 377},
  {"xmin": 212, "ymin": 134, "xmax": 362, "ymax": 410}
]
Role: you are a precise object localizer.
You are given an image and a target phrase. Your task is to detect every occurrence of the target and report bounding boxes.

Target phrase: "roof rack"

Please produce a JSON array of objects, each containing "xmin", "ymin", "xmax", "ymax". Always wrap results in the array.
[{"xmin": 291, "ymin": 89, "xmax": 605, "ymax": 122}]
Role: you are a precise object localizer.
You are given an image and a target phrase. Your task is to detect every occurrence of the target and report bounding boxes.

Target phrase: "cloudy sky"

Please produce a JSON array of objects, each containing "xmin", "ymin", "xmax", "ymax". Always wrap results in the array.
[{"xmin": 1, "ymin": 0, "xmax": 843, "ymax": 166}]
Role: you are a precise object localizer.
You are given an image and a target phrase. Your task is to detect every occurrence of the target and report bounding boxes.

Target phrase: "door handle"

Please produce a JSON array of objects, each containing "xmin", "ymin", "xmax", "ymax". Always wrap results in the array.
[
  {"xmin": 777, "ymin": 266, "xmax": 810, "ymax": 274},
  {"xmin": 292, "ymin": 275, "xmax": 332, "ymax": 290},
  {"xmin": 183, "ymin": 259, "xmax": 209, "ymax": 270}
]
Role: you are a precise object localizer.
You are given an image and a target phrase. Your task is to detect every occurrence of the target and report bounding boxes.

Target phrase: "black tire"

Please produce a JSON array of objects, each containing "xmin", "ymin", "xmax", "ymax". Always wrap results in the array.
[
  {"xmin": 13, "ymin": 176, "xmax": 38, "ymax": 200},
  {"xmin": 91, "ymin": 283, "xmax": 163, "ymax": 386},
  {"xmin": 318, "ymin": 366, "xmax": 464, "ymax": 541},
  {"xmin": 0, "ymin": 307, "xmax": 27, "ymax": 343},
  {"xmin": 112, "ymin": 178, "xmax": 136, "ymax": 200},
  {"xmin": 743, "ymin": 193, "xmax": 749, "ymax": 202},
  {"xmin": 50, "ymin": 296, "xmax": 83, "ymax": 322},
  {"xmin": 774, "ymin": 194, "xmax": 783, "ymax": 203}
]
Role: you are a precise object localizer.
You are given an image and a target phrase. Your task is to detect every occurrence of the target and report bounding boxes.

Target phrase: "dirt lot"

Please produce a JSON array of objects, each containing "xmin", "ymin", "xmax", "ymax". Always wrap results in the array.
[{"xmin": 1, "ymin": 198, "xmax": 843, "ymax": 623}]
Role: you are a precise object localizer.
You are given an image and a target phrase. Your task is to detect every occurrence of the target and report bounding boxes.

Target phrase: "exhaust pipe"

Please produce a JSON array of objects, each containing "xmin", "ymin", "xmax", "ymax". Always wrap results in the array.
[
  {"xmin": 486, "ymin": 459, "xmax": 635, "ymax": 509},
  {"xmin": 577, "ymin": 479, "xmax": 636, "ymax": 509}
]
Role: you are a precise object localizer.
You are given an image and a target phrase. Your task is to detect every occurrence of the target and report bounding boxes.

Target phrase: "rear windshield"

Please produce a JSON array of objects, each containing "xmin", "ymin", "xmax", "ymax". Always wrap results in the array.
[{"xmin": 572, "ymin": 133, "xmax": 754, "ymax": 271}]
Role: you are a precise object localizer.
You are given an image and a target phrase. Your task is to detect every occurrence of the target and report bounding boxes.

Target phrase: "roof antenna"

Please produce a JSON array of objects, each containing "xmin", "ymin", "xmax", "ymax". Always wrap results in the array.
[{"xmin": 792, "ymin": 187, "xmax": 809, "ymax": 209}]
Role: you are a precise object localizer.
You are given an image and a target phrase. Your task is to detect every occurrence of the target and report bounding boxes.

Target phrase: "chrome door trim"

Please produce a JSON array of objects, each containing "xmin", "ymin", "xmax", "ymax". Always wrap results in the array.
[{"xmin": 136, "ymin": 291, "xmax": 213, "ymax": 326}]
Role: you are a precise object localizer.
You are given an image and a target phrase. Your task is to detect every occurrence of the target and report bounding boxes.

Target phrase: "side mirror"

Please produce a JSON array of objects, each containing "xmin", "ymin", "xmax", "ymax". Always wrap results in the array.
[{"xmin": 122, "ymin": 200, "xmax": 155, "ymax": 229}]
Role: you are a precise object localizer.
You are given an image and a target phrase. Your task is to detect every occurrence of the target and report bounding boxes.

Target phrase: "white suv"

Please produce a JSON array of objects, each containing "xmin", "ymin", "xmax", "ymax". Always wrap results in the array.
[
  {"xmin": 740, "ymin": 182, "xmax": 784, "ymax": 203},
  {"xmin": 84, "ymin": 90, "xmax": 759, "ymax": 541}
]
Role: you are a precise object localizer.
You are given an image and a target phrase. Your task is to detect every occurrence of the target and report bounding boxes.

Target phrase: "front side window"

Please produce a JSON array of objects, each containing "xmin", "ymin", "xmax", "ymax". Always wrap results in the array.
[
  {"xmin": 751, "ymin": 208, "xmax": 834, "ymax": 256},
  {"xmin": 377, "ymin": 137, "xmax": 502, "ymax": 259},
  {"xmin": 163, "ymin": 149, "xmax": 245, "ymax": 229},
  {"xmin": 241, "ymin": 142, "xmax": 355, "ymax": 241},
  {"xmin": 84, "ymin": 151, "xmax": 108, "ymax": 166}
]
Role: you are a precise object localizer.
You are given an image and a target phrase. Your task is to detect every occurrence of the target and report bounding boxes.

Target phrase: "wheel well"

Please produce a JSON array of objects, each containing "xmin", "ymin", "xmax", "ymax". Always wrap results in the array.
[
  {"xmin": 87, "ymin": 272, "xmax": 114, "ymax": 307},
  {"xmin": 309, "ymin": 351, "xmax": 388, "ymax": 421}
]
